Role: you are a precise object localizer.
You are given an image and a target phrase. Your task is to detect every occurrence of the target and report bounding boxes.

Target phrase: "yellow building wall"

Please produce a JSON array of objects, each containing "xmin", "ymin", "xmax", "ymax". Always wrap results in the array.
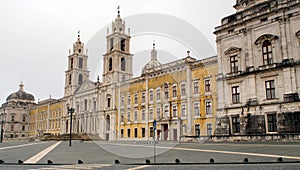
[
  {"xmin": 117, "ymin": 57, "xmax": 218, "ymax": 140},
  {"xmin": 29, "ymin": 99, "xmax": 63, "ymax": 136}
]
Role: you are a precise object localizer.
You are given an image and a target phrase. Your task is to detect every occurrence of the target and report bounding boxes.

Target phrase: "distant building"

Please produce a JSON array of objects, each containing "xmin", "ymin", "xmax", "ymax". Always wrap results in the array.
[
  {"xmin": 28, "ymin": 98, "xmax": 63, "ymax": 136},
  {"xmin": 214, "ymin": 0, "xmax": 300, "ymax": 138},
  {"xmin": 61, "ymin": 10, "xmax": 219, "ymax": 141},
  {"xmin": 0, "ymin": 82, "xmax": 35, "ymax": 140}
]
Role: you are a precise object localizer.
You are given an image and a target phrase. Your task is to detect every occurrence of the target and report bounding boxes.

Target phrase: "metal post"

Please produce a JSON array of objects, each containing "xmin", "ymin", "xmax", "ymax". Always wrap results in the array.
[
  {"xmin": 68, "ymin": 107, "xmax": 74, "ymax": 147},
  {"xmin": 153, "ymin": 119, "xmax": 156, "ymax": 163},
  {"xmin": 0, "ymin": 110, "xmax": 4, "ymax": 143},
  {"xmin": 154, "ymin": 130, "xmax": 156, "ymax": 163},
  {"xmin": 0, "ymin": 121, "xmax": 3, "ymax": 143}
]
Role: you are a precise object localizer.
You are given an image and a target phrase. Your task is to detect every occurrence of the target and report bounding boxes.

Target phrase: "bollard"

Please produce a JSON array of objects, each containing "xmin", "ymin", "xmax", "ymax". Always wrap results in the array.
[{"xmin": 114, "ymin": 159, "xmax": 120, "ymax": 164}]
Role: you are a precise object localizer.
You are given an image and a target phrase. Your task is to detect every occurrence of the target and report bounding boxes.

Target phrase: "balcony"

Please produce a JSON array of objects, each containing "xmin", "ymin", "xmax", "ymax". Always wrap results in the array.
[
  {"xmin": 226, "ymin": 71, "xmax": 242, "ymax": 79},
  {"xmin": 284, "ymin": 93, "xmax": 299, "ymax": 103},
  {"xmin": 258, "ymin": 63, "xmax": 277, "ymax": 71},
  {"xmin": 246, "ymin": 98, "xmax": 258, "ymax": 106}
]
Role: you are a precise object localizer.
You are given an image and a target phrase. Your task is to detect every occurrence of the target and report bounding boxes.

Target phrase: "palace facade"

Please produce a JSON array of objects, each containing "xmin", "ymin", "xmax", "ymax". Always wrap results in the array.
[
  {"xmin": 61, "ymin": 11, "xmax": 218, "ymax": 141},
  {"xmin": 214, "ymin": 0, "xmax": 300, "ymax": 138},
  {"xmin": 2, "ymin": 0, "xmax": 299, "ymax": 142}
]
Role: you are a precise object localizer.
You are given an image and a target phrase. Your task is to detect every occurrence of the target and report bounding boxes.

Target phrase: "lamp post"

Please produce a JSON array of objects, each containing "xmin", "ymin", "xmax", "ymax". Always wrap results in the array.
[
  {"xmin": 1, "ymin": 109, "xmax": 5, "ymax": 143},
  {"xmin": 68, "ymin": 107, "xmax": 75, "ymax": 147},
  {"xmin": 153, "ymin": 119, "xmax": 156, "ymax": 163}
]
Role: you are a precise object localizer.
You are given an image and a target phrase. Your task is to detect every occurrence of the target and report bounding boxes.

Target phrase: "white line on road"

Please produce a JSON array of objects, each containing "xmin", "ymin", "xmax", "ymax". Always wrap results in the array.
[
  {"xmin": 0, "ymin": 142, "xmax": 49, "ymax": 150},
  {"xmin": 24, "ymin": 141, "xmax": 62, "ymax": 164},
  {"xmin": 127, "ymin": 165, "xmax": 151, "ymax": 170},
  {"xmin": 99, "ymin": 142, "xmax": 300, "ymax": 160}
]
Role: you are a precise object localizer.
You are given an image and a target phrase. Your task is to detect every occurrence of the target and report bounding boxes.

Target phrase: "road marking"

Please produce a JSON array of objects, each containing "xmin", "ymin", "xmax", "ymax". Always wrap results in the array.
[
  {"xmin": 99, "ymin": 142, "xmax": 300, "ymax": 160},
  {"xmin": 173, "ymin": 147, "xmax": 300, "ymax": 160},
  {"xmin": 24, "ymin": 141, "xmax": 62, "ymax": 164},
  {"xmin": 0, "ymin": 142, "xmax": 49, "ymax": 150},
  {"xmin": 28, "ymin": 164, "xmax": 112, "ymax": 170},
  {"xmin": 127, "ymin": 165, "xmax": 151, "ymax": 170}
]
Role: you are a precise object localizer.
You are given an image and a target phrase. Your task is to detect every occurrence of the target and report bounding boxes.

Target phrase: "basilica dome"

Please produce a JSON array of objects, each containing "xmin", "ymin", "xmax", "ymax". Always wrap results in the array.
[{"xmin": 6, "ymin": 82, "xmax": 35, "ymax": 101}]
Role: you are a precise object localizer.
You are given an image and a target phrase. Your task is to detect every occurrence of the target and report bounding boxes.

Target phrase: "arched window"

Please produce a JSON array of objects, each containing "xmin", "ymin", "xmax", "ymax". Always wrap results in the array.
[
  {"xmin": 69, "ymin": 74, "xmax": 72, "ymax": 85},
  {"xmin": 121, "ymin": 57, "xmax": 126, "ymax": 71},
  {"xmin": 262, "ymin": 40, "xmax": 273, "ymax": 65},
  {"xmin": 109, "ymin": 58, "xmax": 112, "ymax": 71},
  {"xmin": 107, "ymin": 94, "xmax": 111, "ymax": 108},
  {"xmin": 78, "ymin": 74, "xmax": 83, "ymax": 85}
]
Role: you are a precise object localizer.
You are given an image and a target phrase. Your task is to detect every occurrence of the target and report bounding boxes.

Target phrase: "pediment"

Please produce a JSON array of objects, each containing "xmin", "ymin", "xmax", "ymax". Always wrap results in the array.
[
  {"xmin": 255, "ymin": 34, "xmax": 278, "ymax": 45},
  {"xmin": 224, "ymin": 46, "xmax": 241, "ymax": 55},
  {"xmin": 74, "ymin": 80, "xmax": 95, "ymax": 94}
]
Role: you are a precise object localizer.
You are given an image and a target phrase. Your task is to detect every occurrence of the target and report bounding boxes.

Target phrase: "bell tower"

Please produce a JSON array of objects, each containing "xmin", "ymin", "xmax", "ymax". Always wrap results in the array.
[
  {"xmin": 64, "ymin": 32, "xmax": 90, "ymax": 99},
  {"xmin": 102, "ymin": 8, "xmax": 133, "ymax": 84}
]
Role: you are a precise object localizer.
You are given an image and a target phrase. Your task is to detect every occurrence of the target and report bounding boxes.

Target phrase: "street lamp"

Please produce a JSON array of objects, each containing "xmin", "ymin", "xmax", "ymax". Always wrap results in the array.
[
  {"xmin": 68, "ymin": 107, "xmax": 75, "ymax": 147},
  {"xmin": 1, "ymin": 109, "xmax": 6, "ymax": 143}
]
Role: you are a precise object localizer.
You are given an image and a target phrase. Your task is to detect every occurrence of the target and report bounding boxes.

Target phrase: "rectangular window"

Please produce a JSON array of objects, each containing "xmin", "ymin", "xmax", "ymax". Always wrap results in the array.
[
  {"xmin": 77, "ymin": 104, "xmax": 80, "ymax": 113},
  {"xmin": 11, "ymin": 125, "xmax": 14, "ymax": 131},
  {"xmin": 156, "ymin": 89, "xmax": 161, "ymax": 100},
  {"xmin": 205, "ymin": 101, "xmax": 212, "ymax": 115},
  {"xmin": 142, "ymin": 110, "xmax": 145, "ymax": 121},
  {"xmin": 266, "ymin": 80, "xmax": 276, "ymax": 99},
  {"xmin": 121, "ymin": 113, "xmax": 124, "ymax": 122},
  {"xmin": 142, "ymin": 92, "xmax": 145, "ymax": 103},
  {"xmin": 78, "ymin": 58, "xmax": 83, "ymax": 69},
  {"xmin": 22, "ymin": 125, "xmax": 25, "ymax": 131},
  {"xmin": 181, "ymin": 104, "xmax": 186, "ymax": 117},
  {"xmin": 69, "ymin": 74, "xmax": 72, "ymax": 85},
  {"xmin": 134, "ymin": 128, "xmax": 138, "ymax": 138},
  {"xmin": 70, "ymin": 58, "xmax": 74, "ymax": 68},
  {"xmin": 194, "ymin": 103, "xmax": 200, "ymax": 116},
  {"xmin": 84, "ymin": 99, "xmax": 88, "ymax": 111},
  {"xmin": 149, "ymin": 108, "xmax": 153, "ymax": 120},
  {"xmin": 121, "ymin": 96, "xmax": 124, "ymax": 106},
  {"xmin": 107, "ymin": 98, "xmax": 110, "ymax": 108},
  {"xmin": 164, "ymin": 84, "xmax": 169, "ymax": 99},
  {"xmin": 181, "ymin": 83, "xmax": 186, "ymax": 96},
  {"xmin": 110, "ymin": 38, "xmax": 114, "ymax": 51},
  {"xmin": 121, "ymin": 38, "xmax": 126, "ymax": 51},
  {"xmin": 207, "ymin": 124, "xmax": 212, "ymax": 136},
  {"xmin": 267, "ymin": 114, "xmax": 277, "ymax": 132},
  {"xmin": 172, "ymin": 85, "xmax": 177, "ymax": 97},
  {"xmin": 127, "ymin": 111, "xmax": 131, "ymax": 122},
  {"xmin": 232, "ymin": 117, "xmax": 240, "ymax": 133},
  {"xmin": 142, "ymin": 128, "xmax": 146, "ymax": 137},
  {"xmin": 232, "ymin": 86, "xmax": 240, "ymax": 104},
  {"xmin": 121, "ymin": 129, "xmax": 124, "ymax": 138},
  {"xmin": 195, "ymin": 124, "xmax": 200, "ymax": 136},
  {"xmin": 230, "ymin": 55, "xmax": 238, "ymax": 72},
  {"xmin": 262, "ymin": 41, "xmax": 273, "ymax": 65},
  {"xmin": 22, "ymin": 115, "xmax": 26, "ymax": 122},
  {"xmin": 205, "ymin": 79, "xmax": 211, "ymax": 92},
  {"xmin": 127, "ymin": 95, "xmax": 131, "ymax": 105},
  {"xmin": 172, "ymin": 105, "xmax": 177, "ymax": 117},
  {"xmin": 157, "ymin": 107, "xmax": 161, "ymax": 119},
  {"xmin": 11, "ymin": 115, "xmax": 15, "ymax": 122},
  {"xmin": 134, "ymin": 110, "xmax": 138, "ymax": 121},
  {"xmin": 149, "ymin": 90, "xmax": 154, "ymax": 101},
  {"xmin": 134, "ymin": 93, "xmax": 138, "ymax": 104},
  {"xmin": 164, "ymin": 105, "xmax": 169, "ymax": 117},
  {"xmin": 194, "ymin": 81, "xmax": 199, "ymax": 94},
  {"xmin": 127, "ymin": 129, "xmax": 131, "ymax": 138},
  {"xmin": 93, "ymin": 101, "xmax": 97, "ymax": 110},
  {"xmin": 150, "ymin": 127, "xmax": 154, "ymax": 138}
]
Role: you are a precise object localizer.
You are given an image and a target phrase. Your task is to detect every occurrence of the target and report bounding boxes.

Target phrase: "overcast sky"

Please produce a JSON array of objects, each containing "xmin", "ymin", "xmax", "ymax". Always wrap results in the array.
[{"xmin": 0, "ymin": 0, "xmax": 235, "ymax": 104}]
